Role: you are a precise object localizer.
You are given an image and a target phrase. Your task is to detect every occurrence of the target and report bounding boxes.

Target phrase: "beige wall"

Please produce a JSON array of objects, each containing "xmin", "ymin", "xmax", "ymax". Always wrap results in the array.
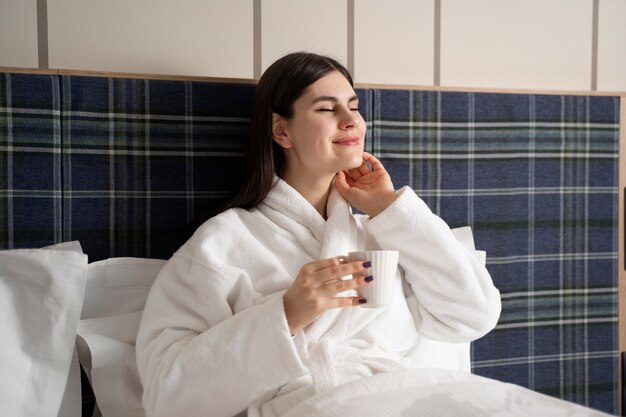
[
  {"xmin": 1, "ymin": 0, "xmax": 625, "ymax": 92},
  {"xmin": 0, "ymin": 0, "xmax": 39, "ymax": 68},
  {"xmin": 261, "ymin": 0, "xmax": 347, "ymax": 74},
  {"xmin": 441, "ymin": 0, "xmax": 592, "ymax": 91},
  {"xmin": 47, "ymin": 0, "xmax": 253, "ymax": 78},
  {"xmin": 354, "ymin": 0, "xmax": 434, "ymax": 86},
  {"xmin": 598, "ymin": 0, "xmax": 626, "ymax": 91}
]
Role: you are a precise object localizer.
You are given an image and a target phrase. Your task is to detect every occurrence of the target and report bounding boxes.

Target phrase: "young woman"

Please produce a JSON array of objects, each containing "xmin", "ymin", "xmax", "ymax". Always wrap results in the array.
[{"xmin": 136, "ymin": 52, "xmax": 501, "ymax": 417}]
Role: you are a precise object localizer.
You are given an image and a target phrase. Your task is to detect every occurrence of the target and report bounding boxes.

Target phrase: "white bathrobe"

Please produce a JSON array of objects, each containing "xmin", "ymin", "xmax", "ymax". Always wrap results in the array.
[{"xmin": 135, "ymin": 177, "xmax": 501, "ymax": 417}]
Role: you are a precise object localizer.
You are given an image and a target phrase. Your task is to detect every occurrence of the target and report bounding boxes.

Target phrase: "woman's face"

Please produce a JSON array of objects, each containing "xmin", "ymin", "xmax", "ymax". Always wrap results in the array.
[{"xmin": 274, "ymin": 70, "xmax": 366, "ymax": 180}]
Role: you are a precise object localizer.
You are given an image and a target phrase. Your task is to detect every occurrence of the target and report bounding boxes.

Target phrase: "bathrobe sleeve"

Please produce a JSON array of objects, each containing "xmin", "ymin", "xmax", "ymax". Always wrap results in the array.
[
  {"xmin": 136, "ymin": 254, "xmax": 308, "ymax": 417},
  {"xmin": 363, "ymin": 186, "xmax": 501, "ymax": 342}
]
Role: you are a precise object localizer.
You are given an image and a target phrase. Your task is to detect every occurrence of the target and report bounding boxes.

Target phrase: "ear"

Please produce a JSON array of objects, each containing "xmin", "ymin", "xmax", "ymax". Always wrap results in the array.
[{"xmin": 272, "ymin": 113, "xmax": 293, "ymax": 149}]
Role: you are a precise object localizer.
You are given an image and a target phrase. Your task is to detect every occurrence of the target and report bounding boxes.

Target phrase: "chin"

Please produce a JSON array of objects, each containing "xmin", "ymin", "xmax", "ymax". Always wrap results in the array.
[
  {"xmin": 332, "ymin": 149, "xmax": 364, "ymax": 172},
  {"xmin": 345, "ymin": 153, "xmax": 364, "ymax": 169}
]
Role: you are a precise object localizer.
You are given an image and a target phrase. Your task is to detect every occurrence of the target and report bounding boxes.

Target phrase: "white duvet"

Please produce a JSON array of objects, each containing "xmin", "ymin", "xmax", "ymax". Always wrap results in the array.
[{"xmin": 276, "ymin": 368, "xmax": 611, "ymax": 417}]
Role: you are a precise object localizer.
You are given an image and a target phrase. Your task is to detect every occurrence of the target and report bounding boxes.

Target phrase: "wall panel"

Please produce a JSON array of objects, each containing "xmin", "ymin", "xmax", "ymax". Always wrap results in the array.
[
  {"xmin": 598, "ymin": 0, "xmax": 626, "ymax": 91},
  {"xmin": 261, "ymin": 0, "xmax": 347, "ymax": 72},
  {"xmin": 0, "ymin": 0, "xmax": 38, "ymax": 68},
  {"xmin": 441, "ymin": 0, "xmax": 592, "ymax": 91},
  {"xmin": 354, "ymin": 0, "xmax": 434, "ymax": 85},
  {"xmin": 47, "ymin": 0, "xmax": 253, "ymax": 78}
]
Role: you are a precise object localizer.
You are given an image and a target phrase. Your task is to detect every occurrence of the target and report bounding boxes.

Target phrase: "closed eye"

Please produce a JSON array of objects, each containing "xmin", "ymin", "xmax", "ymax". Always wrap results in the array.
[{"xmin": 316, "ymin": 107, "xmax": 359, "ymax": 113}]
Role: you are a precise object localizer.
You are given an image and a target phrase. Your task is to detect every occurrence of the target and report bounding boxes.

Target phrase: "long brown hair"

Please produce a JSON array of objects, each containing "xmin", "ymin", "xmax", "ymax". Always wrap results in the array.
[{"xmin": 222, "ymin": 52, "xmax": 353, "ymax": 211}]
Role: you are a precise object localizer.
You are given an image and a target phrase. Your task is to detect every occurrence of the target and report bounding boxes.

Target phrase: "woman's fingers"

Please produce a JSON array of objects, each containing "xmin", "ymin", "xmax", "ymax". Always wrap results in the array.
[
  {"xmin": 356, "ymin": 160, "xmax": 372, "ymax": 176},
  {"xmin": 335, "ymin": 170, "xmax": 350, "ymax": 193},
  {"xmin": 346, "ymin": 160, "xmax": 372, "ymax": 178},
  {"xmin": 327, "ymin": 296, "xmax": 367, "ymax": 308},
  {"xmin": 345, "ymin": 166, "xmax": 363, "ymax": 179},
  {"xmin": 305, "ymin": 256, "xmax": 368, "ymax": 274},
  {"xmin": 305, "ymin": 256, "xmax": 345, "ymax": 272},
  {"xmin": 283, "ymin": 257, "xmax": 373, "ymax": 333},
  {"xmin": 302, "ymin": 257, "xmax": 373, "ymax": 295},
  {"xmin": 362, "ymin": 152, "xmax": 386, "ymax": 172},
  {"xmin": 315, "ymin": 260, "xmax": 370, "ymax": 283},
  {"xmin": 320, "ymin": 274, "xmax": 373, "ymax": 296},
  {"xmin": 343, "ymin": 153, "xmax": 386, "ymax": 178}
]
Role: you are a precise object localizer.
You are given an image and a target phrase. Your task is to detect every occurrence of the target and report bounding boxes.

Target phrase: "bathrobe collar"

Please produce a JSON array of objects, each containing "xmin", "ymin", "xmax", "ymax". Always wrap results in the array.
[{"xmin": 261, "ymin": 175, "xmax": 358, "ymax": 259}]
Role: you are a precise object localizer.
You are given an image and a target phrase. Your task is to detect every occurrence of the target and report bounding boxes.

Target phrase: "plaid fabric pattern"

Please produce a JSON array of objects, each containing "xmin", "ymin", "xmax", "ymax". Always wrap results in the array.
[
  {"xmin": 368, "ymin": 89, "xmax": 619, "ymax": 415},
  {"xmin": 0, "ymin": 72, "xmax": 619, "ymax": 415},
  {"xmin": 60, "ymin": 76, "xmax": 255, "ymax": 260},
  {"xmin": 0, "ymin": 73, "xmax": 62, "ymax": 249}
]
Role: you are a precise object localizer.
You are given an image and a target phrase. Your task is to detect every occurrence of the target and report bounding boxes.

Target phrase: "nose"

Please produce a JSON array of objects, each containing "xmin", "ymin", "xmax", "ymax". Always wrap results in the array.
[{"xmin": 339, "ymin": 106, "xmax": 360, "ymax": 130}]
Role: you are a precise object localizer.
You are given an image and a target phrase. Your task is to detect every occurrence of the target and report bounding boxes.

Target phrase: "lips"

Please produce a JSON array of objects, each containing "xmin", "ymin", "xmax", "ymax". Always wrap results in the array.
[{"xmin": 332, "ymin": 136, "xmax": 360, "ymax": 146}]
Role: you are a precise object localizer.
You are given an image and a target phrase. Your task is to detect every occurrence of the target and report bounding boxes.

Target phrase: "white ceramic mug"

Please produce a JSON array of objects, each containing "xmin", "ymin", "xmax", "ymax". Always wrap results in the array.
[{"xmin": 347, "ymin": 250, "xmax": 399, "ymax": 307}]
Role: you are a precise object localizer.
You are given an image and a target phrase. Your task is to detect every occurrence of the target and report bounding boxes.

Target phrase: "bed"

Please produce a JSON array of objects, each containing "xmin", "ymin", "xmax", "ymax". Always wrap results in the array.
[{"xmin": 0, "ymin": 69, "xmax": 621, "ymax": 416}]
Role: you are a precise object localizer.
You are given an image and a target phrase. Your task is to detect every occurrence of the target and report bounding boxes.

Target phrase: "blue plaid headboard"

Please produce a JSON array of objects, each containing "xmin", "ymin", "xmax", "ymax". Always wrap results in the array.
[
  {"xmin": 0, "ymin": 71, "xmax": 620, "ymax": 415},
  {"xmin": 0, "ymin": 73, "xmax": 254, "ymax": 260},
  {"xmin": 365, "ymin": 89, "xmax": 620, "ymax": 415}
]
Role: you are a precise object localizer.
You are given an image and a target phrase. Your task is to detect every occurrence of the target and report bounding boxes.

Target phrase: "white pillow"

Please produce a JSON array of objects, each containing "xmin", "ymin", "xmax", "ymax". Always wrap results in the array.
[
  {"xmin": 0, "ymin": 246, "xmax": 88, "ymax": 417},
  {"xmin": 77, "ymin": 258, "xmax": 165, "ymax": 417},
  {"xmin": 42, "ymin": 241, "xmax": 85, "ymax": 417}
]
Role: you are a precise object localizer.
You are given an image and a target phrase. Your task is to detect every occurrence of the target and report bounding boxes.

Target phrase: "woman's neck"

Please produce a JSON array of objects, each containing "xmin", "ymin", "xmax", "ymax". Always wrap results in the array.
[{"xmin": 282, "ymin": 172, "xmax": 334, "ymax": 220}]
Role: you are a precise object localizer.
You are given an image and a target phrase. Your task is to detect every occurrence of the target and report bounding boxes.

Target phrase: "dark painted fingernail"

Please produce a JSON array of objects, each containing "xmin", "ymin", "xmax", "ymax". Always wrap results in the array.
[
  {"xmin": 364, "ymin": 276, "xmax": 374, "ymax": 282},
  {"xmin": 358, "ymin": 298, "xmax": 367, "ymax": 304},
  {"xmin": 362, "ymin": 261, "xmax": 372, "ymax": 268}
]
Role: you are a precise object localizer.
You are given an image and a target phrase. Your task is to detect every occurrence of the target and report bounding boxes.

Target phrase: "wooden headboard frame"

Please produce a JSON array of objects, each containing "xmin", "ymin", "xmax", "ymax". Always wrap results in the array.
[{"xmin": 617, "ymin": 95, "xmax": 626, "ymax": 415}]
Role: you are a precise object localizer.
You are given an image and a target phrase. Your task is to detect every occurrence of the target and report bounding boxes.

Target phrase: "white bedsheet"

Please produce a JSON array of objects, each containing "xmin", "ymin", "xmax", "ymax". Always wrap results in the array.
[{"xmin": 276, "ymin": 368, "xmax": 611, "ymax": 417}]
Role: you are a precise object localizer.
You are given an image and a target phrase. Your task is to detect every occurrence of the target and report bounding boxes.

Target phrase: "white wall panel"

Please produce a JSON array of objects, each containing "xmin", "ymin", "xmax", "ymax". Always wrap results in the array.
[
  {"xmin": 261, "ymin": 0, "xmax": 347, "ymax": 73},
  {"xmin": 47, "ymin": 0, "xmax": 253, "ymax": 78},
  {"xmin": 597, "ymin": 0, "xmax": 626, "ymax": 91},
  {"xmin": 354, "ymin": 0, "xmax": 433, "ymax": 85},
  {"xmin": 0, "ymin": 0, "xmax": 38, "ymax": 68},
  {"xmin": 441, "ymin": 0, "xmax": 592, "ymax": 91}
]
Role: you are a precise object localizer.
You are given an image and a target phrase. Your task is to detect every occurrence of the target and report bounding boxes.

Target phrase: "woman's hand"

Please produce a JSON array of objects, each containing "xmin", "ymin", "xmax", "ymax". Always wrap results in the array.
[
  {"xmin": 335, "ymin": 152, "xmax": 398, "ymax": 218},
  {"xmin": 283, "ymin": 257, "xmax": 373, "ymax": 335}
]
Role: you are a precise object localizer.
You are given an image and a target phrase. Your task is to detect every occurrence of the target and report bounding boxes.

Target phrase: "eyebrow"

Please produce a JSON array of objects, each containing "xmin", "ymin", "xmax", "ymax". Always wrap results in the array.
[{"xmin": 311, "ymin": 94, "xmax": 359, "ymax": 105}]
